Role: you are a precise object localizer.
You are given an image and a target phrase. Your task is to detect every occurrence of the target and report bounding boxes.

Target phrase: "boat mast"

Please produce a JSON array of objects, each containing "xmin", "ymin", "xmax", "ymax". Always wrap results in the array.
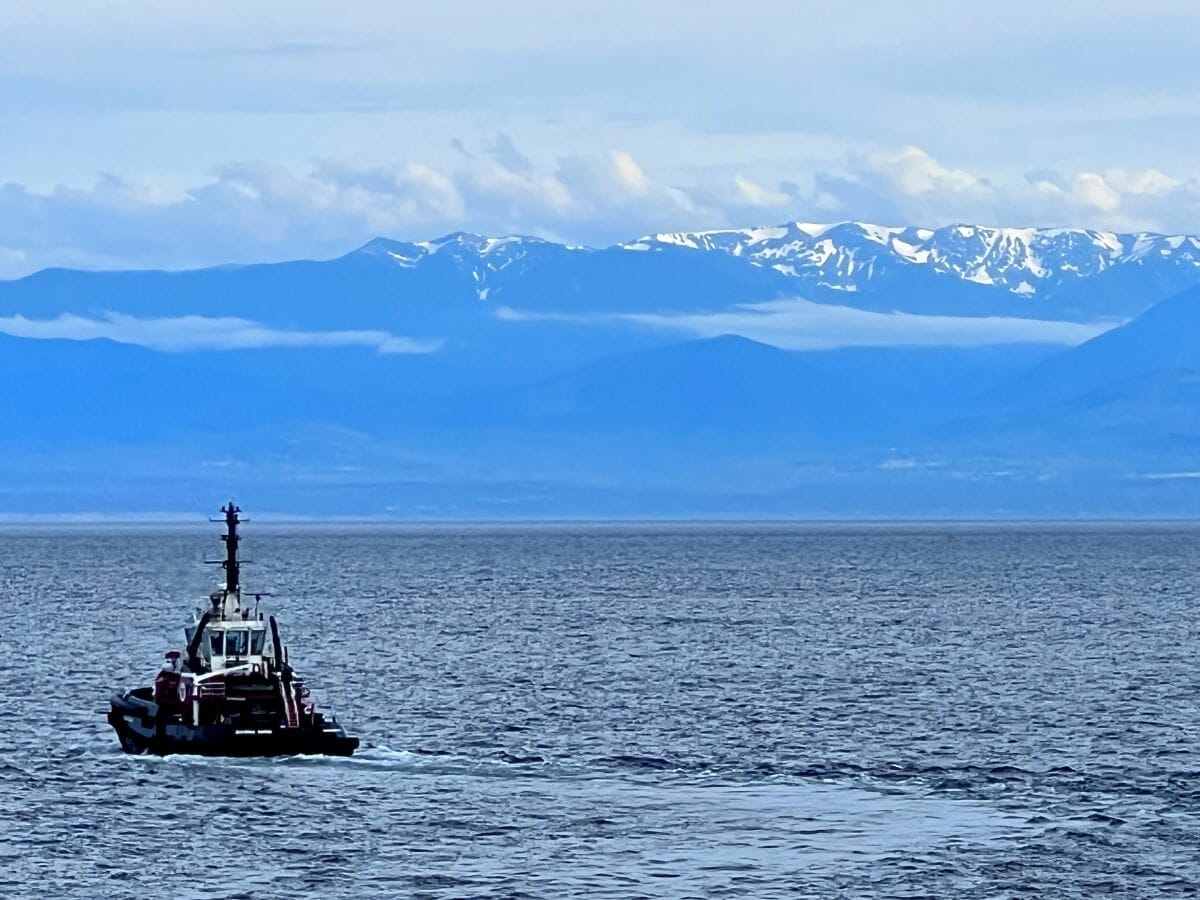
[{"xmin": 219, "ymin": 501, "xmax": 242, "ymax": 594}]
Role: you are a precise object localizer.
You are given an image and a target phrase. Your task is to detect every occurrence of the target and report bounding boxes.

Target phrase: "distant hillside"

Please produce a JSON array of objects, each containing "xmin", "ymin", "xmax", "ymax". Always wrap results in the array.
[
  {"xmin": 4, "ymin": 221, "xmax": 1200, "ymax": 516},
  {"xmin": 5, "ymin": 220, "xmax": 1200, "ymax": 332}
]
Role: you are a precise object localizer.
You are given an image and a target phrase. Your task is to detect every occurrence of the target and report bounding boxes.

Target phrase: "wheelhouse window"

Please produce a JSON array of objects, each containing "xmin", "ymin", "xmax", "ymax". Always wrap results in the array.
[
  {"xmin": 225, "ymin": 629, "xmax": 249, "ymax": 657},
  {"xmin": 250, "ymin": 630, "xmax": 266, "ymax": 655},
  {"xmin": 209, "ymin": 632, "xmax": 224, "ymax": 656}
]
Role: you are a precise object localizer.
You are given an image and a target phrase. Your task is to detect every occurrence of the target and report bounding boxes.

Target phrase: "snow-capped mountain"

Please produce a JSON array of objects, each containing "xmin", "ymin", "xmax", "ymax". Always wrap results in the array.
[
  {"xmin": 350, "ymin": 229, "xmax": 795, "ymax": 315},
  {"xmin": 358, "ymin": 232, "xmax": 571, "ymax": 302},
  {"xmin": 7, "ymin": 220, "xmax": 1200, "ymax": 331},
  {"xmin": 352, "ymin": 221, "xmax": 1200, "ymax": 320},
  {"xmin": 633, "ymin": 221, "xmax": 1200, "ymax": 302}
]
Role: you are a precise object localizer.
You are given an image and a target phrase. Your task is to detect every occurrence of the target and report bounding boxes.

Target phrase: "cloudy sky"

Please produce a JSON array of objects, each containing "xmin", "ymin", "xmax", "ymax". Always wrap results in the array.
[{"xmin": 3, "ymin": 1, "xmax": 1200, "ymax": 278}]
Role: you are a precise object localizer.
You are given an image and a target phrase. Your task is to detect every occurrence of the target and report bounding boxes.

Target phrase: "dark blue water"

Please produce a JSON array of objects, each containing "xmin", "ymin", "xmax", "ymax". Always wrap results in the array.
[{"xmin": 3, "ymin": 523, "xmax": 1200, "ymax": 898}]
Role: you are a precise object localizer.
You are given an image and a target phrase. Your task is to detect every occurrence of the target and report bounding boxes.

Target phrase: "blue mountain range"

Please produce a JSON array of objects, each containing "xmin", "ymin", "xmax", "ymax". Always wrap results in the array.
[{"xmin": 4, "ymin": 220, "xmax": 1200, "ymax": 517}]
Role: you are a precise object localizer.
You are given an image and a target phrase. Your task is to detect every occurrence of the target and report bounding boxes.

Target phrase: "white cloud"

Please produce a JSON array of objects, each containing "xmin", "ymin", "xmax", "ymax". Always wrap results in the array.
[
  {"xmin": 808, "ymin": 147, "xmax": 1200, "ymax": 235},
  {"xmin": 885, "ymin": 146, "xmax": 984, "ymax": 197},
  {"xmin": 0, "ymin": 312, "xmax": 439, "ymax": 354},
  {"xmin": 610, "ymin": 151, "xmax": 651, "ymax": 195},
  {"xmin": 497, "ymin": 299, "xmax": 1114, "ymax": 350},
  {"xmin": 1072, "ymin": 173, "xmax": 1121, "ymax": 212},
  {"xmin": 733, "ymin": 175, "xmax": 790, "ymax": 208},
  {"xmin": 7, "ymin": 139, "xmax": 1200, "ymax": 279},
  {"xmin": 0, "ymin": 140, "xmax": 717, "ymax": 277},
  {"xmin": 1105, "ymin": 168, "xmax": 1179, "ymax": 196},
  {"xmin": 633, "ymin": 300, "xmax": 1113, "ymax": 350}
]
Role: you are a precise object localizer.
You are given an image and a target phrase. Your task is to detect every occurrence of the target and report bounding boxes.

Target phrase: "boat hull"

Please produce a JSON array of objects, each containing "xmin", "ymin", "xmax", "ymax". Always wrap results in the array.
[{"xmin": 108, "ymin": 692, "xmax": 359, "ymax": 758}]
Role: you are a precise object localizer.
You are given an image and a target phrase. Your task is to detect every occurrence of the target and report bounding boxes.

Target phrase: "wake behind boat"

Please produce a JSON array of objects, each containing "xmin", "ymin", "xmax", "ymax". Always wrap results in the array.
[{"xmin": 107, "ymin": 503, "xmax": 358, "ymax": 757}]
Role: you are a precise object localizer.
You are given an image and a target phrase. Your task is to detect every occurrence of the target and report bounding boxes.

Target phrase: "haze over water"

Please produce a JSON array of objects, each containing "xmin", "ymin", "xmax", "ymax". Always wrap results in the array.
[{"xmin": 3, "ymin": 523, "xmax": 1199, "ymax": 898}]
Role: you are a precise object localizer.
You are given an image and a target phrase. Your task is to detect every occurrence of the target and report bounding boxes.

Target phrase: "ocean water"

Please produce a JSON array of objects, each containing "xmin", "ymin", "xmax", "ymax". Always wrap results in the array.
[{"xmin": 3, "ymin": 522, "xmax": 1200, "ymax": 898}]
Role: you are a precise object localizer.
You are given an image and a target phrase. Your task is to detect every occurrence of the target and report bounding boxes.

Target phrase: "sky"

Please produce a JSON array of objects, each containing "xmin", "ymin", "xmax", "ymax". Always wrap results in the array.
[{"xmin": 4, "ymin": 1, "xmax": 1200, "ymax": 278}]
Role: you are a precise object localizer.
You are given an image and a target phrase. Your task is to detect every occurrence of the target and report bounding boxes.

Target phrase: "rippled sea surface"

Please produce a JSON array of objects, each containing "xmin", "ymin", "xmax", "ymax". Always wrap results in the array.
[{"xmin": 4, "ymin": 523, "xmax": 1200, "ymax": 898}]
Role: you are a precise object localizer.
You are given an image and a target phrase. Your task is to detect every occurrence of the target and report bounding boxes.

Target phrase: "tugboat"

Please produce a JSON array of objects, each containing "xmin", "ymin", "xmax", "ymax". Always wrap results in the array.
[{"xmin": 108, "ymin": 503, "xmax": 359, "ymax": 757}]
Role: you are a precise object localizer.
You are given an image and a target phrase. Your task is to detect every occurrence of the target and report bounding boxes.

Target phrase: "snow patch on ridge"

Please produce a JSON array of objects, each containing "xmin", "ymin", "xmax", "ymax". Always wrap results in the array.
[
  {"xmin": 637, "ymin": 220, "xmax": 1200, "ymax": 298},
  {"xmin": 357, "ymin": 221, "xmax": 1200, "ymax": 308}
]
